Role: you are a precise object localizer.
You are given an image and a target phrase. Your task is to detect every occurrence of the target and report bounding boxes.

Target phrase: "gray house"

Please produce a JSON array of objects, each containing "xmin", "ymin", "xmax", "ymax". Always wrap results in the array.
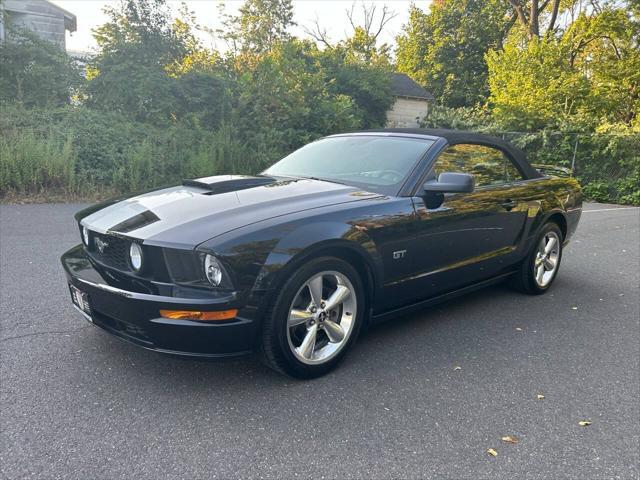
[
  {"xmin": 0, "ymin": 0, "xmax": 76, "ymax": 49},
  {"xmin": 386, "ymin": 73, "xmax": 434, "ymax": 128}
]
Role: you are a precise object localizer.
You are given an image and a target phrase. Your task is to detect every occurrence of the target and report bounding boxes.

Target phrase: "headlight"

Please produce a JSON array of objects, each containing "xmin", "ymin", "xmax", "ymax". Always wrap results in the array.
[
  {"xmin": 129, "ymin": 242, "xmax": 143, "ymax": 271},
  {"xmin": 82, "ymin": 226, "xmax": 89, "ymax": 246},
  {"xmin": 204, "ymin": 254, "xmax": 223, "ymax": 286}
]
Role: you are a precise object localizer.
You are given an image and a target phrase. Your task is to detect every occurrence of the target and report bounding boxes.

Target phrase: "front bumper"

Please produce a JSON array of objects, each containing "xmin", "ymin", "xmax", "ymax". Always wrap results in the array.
[{"xmin": 61, "ymin": 245, "xmax": 259, "ymax": 357}]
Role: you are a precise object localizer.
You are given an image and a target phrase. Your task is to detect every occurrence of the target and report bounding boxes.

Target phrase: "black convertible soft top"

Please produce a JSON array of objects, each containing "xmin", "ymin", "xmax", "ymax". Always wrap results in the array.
[{"xmin": 362, "ymin": 127, "xmax": 542, "ymax": 180}]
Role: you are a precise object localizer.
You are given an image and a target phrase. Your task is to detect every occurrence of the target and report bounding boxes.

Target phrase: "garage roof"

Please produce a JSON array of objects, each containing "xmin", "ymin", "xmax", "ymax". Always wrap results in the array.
[{"xmin": 390, "ymin": 73, "xmax": 434, "ymax": 100}]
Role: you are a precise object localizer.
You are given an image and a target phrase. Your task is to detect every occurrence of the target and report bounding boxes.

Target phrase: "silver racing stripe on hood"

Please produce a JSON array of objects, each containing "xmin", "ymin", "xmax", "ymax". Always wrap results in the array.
[
  {"xmin": 80, "ymin": 186, "xmax": 203, "ymax": 235},
  {"xmin": 78, "ymin": 179, "xmax": 377, "ymax": 248}
]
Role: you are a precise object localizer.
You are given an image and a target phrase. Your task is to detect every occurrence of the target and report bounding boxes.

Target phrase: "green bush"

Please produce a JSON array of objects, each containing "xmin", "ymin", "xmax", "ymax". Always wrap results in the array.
[
  {"xmin": 0, "ymin": 106, "xmax": 277, "ymax": 199},
  {"xmin": 0, "ymin": 131, "xmax": 73, "ymax": 195},
  {"xmin": 2, "ymin": 104, "xmax": 638, "ymax": 205},
  {"xmin": 506, "ymin": 132, "xmax": 639, "ymax": 205}
]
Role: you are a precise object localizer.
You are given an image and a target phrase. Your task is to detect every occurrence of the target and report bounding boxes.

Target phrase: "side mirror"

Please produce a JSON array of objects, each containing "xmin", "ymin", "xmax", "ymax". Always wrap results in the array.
[{"xmin": 423, "ymin": 172, "xmax": 475, "ymax": 195}]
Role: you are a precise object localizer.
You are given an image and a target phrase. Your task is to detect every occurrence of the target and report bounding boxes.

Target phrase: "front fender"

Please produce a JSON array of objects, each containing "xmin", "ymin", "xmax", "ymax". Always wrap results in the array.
[{"xmin": 255, "ymin": 221, "xmax": 384, "ymax": 293}]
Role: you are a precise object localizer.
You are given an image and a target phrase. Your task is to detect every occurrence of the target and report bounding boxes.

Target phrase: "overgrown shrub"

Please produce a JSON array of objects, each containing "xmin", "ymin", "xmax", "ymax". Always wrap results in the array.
[{"xmin": 0, "ymin": 106, "xmax": 283, "ymax": 199}]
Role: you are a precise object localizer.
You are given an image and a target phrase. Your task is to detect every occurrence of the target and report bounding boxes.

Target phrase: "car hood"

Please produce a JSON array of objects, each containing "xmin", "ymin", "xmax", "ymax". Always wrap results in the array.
[{"xmin": 79, "ymin": 176, "xmax": 381, "ymax": 249}]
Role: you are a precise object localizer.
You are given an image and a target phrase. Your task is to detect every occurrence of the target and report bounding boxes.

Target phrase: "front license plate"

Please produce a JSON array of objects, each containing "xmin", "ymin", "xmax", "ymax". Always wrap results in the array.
[{"xmin": 69, "ymin": 284, "xmax": 92, "ymax": 322}]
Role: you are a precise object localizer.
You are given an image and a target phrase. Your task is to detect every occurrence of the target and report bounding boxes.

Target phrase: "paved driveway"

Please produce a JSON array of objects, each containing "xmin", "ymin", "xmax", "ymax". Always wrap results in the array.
[{"xmin": 1, "ymin": 202, "xmax": 638, "ymax": 479}]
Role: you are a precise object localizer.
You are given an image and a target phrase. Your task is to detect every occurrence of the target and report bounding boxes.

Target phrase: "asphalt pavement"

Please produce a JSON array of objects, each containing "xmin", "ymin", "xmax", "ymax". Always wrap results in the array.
[{"xmin": 1, "ymin": 202, "xmax": 638, "ymax": 479}]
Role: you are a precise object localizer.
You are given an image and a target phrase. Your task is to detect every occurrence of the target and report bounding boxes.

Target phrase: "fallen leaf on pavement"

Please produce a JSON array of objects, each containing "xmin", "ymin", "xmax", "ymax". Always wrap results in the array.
[
  {"xmin": 501, "ymin": 435, "xmax": 519, "ymax": 444},
  {"xmin": 578, "ymin": 420, "xmax": 592, "ymax": 426},
  {"xmin": 486, "ymin": 448, "xmax": 498, "ymax": 457}
]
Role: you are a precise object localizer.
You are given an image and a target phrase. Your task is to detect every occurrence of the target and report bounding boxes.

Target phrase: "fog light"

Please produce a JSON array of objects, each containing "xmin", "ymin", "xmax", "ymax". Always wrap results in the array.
[{"xmin": 129, "ymin": 242, "xmax": 143, "ymax": 271}]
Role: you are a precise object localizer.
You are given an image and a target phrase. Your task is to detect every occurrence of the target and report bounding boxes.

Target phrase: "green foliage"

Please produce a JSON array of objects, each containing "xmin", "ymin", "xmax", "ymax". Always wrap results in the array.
[
  {"xmin": 233, "ymin": 41, "xmax": 360, "ymax": 152},
  {"xmin": 505, "ymin": 131, "xmax": 640, "ymax": 205},
  {"xmin": 486, "ymin": 33, "xmax": 589, "ymax": 130},
  {"xmin": 218, "ymin": 0, "xmax": 295, "ymax": 53},
  {"xmin": 422, "ymin": 108, "xmax": 639, "ymax": 205},
  {"xmin": 0, "ymin": 129, "xmax": 76, "ymax": 196},
  {"xmin": 396, "ymin": 0, "xmax": 510, "ymax": 108},
  {"xmin": 570, "ymin": 8, "xmax": 640, "ymax": 127},
  {"xmin": 573, "ymin": 133, "xmax": 640, "ymax": 205},
  {"xmin": 87, "ymin": 0, "xmax": 199, "ymax": 122},
  {"xmin": 0, "ymin": 106, "xmax": 262, "ymax": 198},
  {"xmin": 340, "ymin": 26, "xmax": 393, "ymax": 67},
  {"xmin": 486, "ymin": 6, "xmax": 640, "ymax": 131},
  {"xmin": 318, "ymin": 47, "xmax": 394, "ymax": 128},
  {"xmin": 0, "ymin": 29, "xmax": 81, "ymax": 107},
  {"xmin": 420, "ymin": 104, "xmax": 494, "ymax": 131},
  {"xmin": 0, "ymin": 0, "xmax": 636, "ymax": 206},
  {"xmin": 172, "ymin": 71, "xmax": 233, "ymax": 129}
]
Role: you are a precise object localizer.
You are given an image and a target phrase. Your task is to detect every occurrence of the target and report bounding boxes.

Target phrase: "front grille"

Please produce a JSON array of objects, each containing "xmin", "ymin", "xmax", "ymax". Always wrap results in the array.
[{"xmin": 90, "ymin": 233, "xmax": 131, "ymax": 271}]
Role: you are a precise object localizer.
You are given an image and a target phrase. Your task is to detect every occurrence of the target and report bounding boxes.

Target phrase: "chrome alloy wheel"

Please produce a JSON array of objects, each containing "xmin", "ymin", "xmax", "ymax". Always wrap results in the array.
[
  {"xmin": 534, "ymin": 231, "xmax": 560, "ymax": 287},
  {"xmin": 286, "ymin": 271, "xmax": 357, "ymax": 365}
]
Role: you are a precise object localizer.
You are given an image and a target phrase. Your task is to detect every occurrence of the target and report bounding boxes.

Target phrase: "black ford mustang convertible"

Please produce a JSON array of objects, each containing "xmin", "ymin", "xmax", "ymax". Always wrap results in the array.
[{"xmin": 62, "ymin": 128, "xmax": 582, "ymax": 378}]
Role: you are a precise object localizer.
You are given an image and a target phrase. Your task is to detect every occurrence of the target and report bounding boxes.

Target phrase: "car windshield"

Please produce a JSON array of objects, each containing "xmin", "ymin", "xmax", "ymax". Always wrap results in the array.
[{"xmin": 263, "ymin": 135, "xmax": 434, "ymax": 195}]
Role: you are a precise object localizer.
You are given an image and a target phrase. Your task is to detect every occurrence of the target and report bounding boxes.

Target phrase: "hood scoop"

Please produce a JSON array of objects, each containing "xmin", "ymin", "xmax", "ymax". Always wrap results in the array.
[{"xmin": 183, "ymin": 175, "xmax": 276, "ymax": 195}]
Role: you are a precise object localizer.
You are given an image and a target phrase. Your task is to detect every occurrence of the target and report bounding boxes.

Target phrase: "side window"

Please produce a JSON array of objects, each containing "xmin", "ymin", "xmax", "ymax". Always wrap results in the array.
[{"xmin": 434, "ymin": 144, "xmax": 524, "ymax": 187}]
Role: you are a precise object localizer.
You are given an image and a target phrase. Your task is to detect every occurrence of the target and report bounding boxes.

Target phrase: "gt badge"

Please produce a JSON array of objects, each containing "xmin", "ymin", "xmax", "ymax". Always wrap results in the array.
[{"xmin": 393, "ymin": 250, "xmax": 406, "ymax": 260}]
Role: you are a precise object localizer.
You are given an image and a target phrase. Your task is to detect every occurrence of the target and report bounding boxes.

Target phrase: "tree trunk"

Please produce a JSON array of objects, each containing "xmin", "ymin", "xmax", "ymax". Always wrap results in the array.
[
  {"xmin": 529, "ymin": 0, "xmax": 540, "ymax": 39},
  {"xmin": 547, "ymin": 0, "xmax": 560, "ymax": 34}
]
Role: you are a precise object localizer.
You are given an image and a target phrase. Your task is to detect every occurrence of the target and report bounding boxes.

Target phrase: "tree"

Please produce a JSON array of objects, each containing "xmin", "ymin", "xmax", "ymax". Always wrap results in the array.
[
  {"xmin": 486, "ymin": 3, "xmax": 640, "ymax": 129},
  {"xmin": 317, "ymin": 48, "xmax": 394, "ymax": 128},
  {"xmin": 568, "ymin": 7, "xmax": 640, "ymax": 127},
  {"xmin": 505, "ymin": 0, "xmax": 562, "ymax": 39},
  {"xmin": 233, "ymin": 40, "xmax": 361, "ymax": 151},
  {"xmin": 0, "ymin": 29, "xmax": 81, "ymax": 107},
  {"xmin": 396, "ymin": 0, "xmax": 511, "ymax": 108},
  {"xmin": 305, "ymin": 2, "xmax": 396, "ymax": 66},
  {"xmin": 486, "ymin": 35, "xmax": 588, "ymax": 129},
  {"xmin": 87, "ymin": 0, "xmax": 193, "ymax": 122},
  {"xmin": 218, "ymin": 0, "xmax": 295, "ymax": 54}
]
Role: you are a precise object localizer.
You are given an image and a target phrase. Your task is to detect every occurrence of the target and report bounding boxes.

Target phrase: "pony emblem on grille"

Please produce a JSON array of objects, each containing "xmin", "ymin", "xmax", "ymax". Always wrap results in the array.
[{"xmin": 95, "ymin": 237, "xmax": 109, "ymax": 254}]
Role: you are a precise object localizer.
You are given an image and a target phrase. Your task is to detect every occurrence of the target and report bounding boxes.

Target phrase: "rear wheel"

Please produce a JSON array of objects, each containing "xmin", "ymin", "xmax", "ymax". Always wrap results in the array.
[
  {"xmin": 260, "ymin": 257, "xmax": 365, "ymax": 378},
  {"xmin": 513, "ymin": 222, "xmax": 563, "ymax": 295}
]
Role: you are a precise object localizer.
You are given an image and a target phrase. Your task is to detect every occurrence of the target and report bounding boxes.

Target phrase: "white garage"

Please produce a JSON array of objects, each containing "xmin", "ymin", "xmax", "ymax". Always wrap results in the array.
[{"xmin": 386, "ymin": 73, "xmax": 434, "ymax": 128}]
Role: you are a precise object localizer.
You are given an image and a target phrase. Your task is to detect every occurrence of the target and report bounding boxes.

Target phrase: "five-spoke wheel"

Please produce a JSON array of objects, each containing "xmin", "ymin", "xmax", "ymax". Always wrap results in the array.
[
  {"xmin": 286, "ymin": 271, "xmax": 357, "ymax": 365},
  {"xmin": 513, "ymin": 221, "xmax": 564, "ymax": 294},
  {"xmin": 260, "ymin": 257, "xmax": 364, "ymax": 378},
  {"xmin": 534, "ymin": 231, "xmax": 560, "ymax": 287}
]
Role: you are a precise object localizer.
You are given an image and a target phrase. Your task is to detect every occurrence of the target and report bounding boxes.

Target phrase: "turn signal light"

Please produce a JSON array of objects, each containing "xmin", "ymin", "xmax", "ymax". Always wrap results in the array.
[{"xmin": 159, "ymin": 309, "xmax": 238, "ymax": 321}]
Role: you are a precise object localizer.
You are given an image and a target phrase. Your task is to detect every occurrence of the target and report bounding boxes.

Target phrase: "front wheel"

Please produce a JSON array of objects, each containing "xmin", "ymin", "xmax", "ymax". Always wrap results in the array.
[
  {"xmin": 260, "ymin": 257, "xmax": 365, "ymax": 378},
  {"xmin": 513, "ymin": 222, "xmax": 563, "ymax": 295}
]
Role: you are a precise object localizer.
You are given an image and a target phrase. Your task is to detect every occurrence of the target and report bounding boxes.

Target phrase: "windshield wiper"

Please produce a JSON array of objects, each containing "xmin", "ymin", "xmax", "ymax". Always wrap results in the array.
[{"xmin": 294, "ymin": 175, "xmax": 348, "ymax": 186}]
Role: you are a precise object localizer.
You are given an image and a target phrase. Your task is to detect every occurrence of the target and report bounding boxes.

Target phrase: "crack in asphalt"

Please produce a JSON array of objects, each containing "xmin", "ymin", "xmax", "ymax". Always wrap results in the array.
[{"xmin": 0, "ymin": 325, "xmax": 90, "ymax": 343}]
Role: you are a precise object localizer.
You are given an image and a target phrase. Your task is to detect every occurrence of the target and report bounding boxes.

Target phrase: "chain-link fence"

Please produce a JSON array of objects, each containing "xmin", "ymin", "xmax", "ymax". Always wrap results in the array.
[{"xmin": 498, "ymin": 131, "xmax": 640, "ymax": 205}]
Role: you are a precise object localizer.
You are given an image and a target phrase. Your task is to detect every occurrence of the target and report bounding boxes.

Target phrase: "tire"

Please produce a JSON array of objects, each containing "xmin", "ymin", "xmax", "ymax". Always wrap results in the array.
[
  {"xmin": 260, "ymin": 256, "xmax": 366, "ymax": 379},
  {"xmin": 513, "ymin": 222, "xmax": 563, "ymax": 295}
]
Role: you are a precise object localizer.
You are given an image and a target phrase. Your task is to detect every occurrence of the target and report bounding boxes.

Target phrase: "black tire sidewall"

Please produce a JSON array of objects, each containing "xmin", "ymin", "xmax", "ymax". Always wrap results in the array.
[{"xmin": 262, "ymin": 257, "xmax": 366, "ymax": 378}]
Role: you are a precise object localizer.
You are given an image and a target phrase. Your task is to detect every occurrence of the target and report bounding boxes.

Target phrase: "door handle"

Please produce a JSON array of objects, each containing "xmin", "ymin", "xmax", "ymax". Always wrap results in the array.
[{"xmin": 501, "ymin": 200, "xmax": 517, "ymax": 211}]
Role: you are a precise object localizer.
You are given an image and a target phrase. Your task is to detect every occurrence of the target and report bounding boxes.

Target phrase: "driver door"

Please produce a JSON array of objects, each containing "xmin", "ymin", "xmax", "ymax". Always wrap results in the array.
[{"xmin": 405, "ymin": 143, "xmax": 529, "ymax": 299}]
